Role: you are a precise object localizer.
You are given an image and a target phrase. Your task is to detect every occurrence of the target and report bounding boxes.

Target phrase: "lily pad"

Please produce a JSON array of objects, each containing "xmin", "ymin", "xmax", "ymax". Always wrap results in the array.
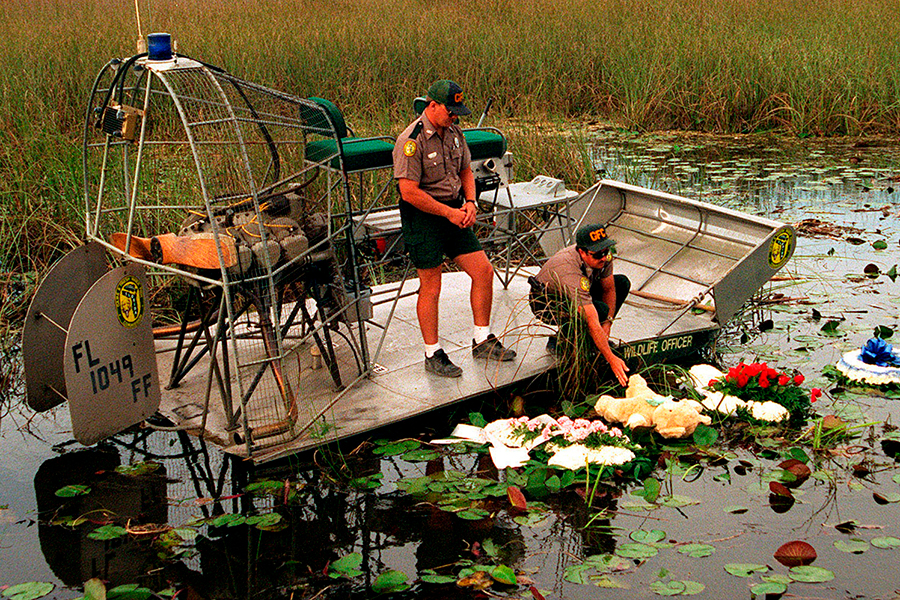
[
  {"xmin": 513, "ymin": 512, "xmax": 550, "ymax": 528},
  {"xmin": 616, "ymin": 542, "xmax": 659, "ymax": 559},
  {"xmin": 677, "ymin": 543, "xmax": 716, "ymax": 558},
  {"xmin": 490, "ymin": 564, "xmax": 517, "ymax": 585},
  {"xmin": 660, "ymin": 494, "xmax": 700, "ymax": 508},
  {"xmin": 87, "ymin": 525, "xmax": 128, "ymax": 540},
  {"xmin": 774, "ymin": 540, "xmax": 816, "ymax": 566},
  {"xmin": 419, "ymin": 571, "xmax": 456, "ymax": 584},
  {"xmin": 373, "ymin": 439, "xmax": 420, "ymax": 456},
  {"xmin": 457, "ymin": 508, "xmax": 490, "ymax": 520},
  {"xmin": 54, "ymin": 484, "xmax": 90, "ymax": 497},
  {"xmin": 871, "ymin": 536, "xmax": 900, "ymax": 549},
  {"xmin": 1, "ymin": 582, "xmax": 55, "ymax": 600},
  {"xmin": 750, "ymin": 581, "xmax": 787, "ymax": 596},
  {"xmin": 106, "ymin": 583, "xmax": 154, "ymax": 599},
  {"xmin": 789, "ymin": 565, "xmax": 834, "ymax": 582},
  {"xmin": 630, "ymin": 529, "xmax": 666, "ymax": 544},
  {"xmin": 564, "ymin": 564, "xmax": 592, "ymax": 584},
  {"xmin": 372, "ymin": 570, "xmax": 409, "ymax": 593},
  {"xmin": 650, "ymin": 580, "xmax": 686, "ymax": 596},
  {"xmin": 650, "ymin": 580, "xmax": 704, "ymax": 596},
  {"xmin": 402, "ymin": 448, "xmax": 441, "ymax": 461},
  {"xmin": 328, "ymin": 553, "xmax": 363, "ymax": 579},
  {"xmin": 584, "ymin": 554, "xmax": 632, "ymax": 573},
  {"xmin": 724, "ymin": 563, "xmax": 768, "ymax": 577},
  {"xmin": 834, "ymin": 538, "xmax": 869, "ymax": 553}
]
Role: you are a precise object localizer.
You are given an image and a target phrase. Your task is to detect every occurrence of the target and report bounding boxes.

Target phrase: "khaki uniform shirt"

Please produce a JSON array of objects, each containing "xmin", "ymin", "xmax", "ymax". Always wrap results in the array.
[
  {"xmin": 535, "ymin": 245, "xmax": 613, "ymax": 307},
  {"xmin": 393, "ymin": 112, "xmax": 471, "ymax": 204}
]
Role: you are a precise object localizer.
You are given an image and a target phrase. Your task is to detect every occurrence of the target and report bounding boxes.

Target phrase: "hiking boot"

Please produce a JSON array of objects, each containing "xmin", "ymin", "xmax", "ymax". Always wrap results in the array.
[
  {"xmin": 424, "ymin": 349, "xmax": 463, "ymax": 378},
  {"xmin": 472, "ymin": 334, "xmax": 517, "ymax": 362}
]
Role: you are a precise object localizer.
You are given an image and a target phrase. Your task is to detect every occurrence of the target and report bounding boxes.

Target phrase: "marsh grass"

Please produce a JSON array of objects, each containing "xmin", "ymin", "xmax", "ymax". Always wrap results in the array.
[{"xmin": 3, "ymin": 0, "xmax": 900, "ymax": 327}]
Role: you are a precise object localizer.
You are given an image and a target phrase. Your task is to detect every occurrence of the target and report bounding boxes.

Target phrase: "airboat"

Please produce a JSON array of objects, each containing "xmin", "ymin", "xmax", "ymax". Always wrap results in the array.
[{"xmin": 22, "ymin": 35, "xmax": 795, "ymax": 463}]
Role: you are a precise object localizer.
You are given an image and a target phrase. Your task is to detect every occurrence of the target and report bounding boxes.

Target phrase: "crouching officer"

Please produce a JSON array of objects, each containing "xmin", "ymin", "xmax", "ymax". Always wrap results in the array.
[{"xmin": 529, "ymin": 223, "xmax": 630, "ymax": 386}]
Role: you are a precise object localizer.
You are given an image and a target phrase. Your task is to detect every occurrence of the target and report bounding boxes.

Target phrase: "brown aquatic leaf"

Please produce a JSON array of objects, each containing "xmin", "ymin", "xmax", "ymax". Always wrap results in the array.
[
  {"xmin": 507, "ymin": 486, "xmax": 528, "ymax": 511},
  {"xmin": 774, "ymin": 540, "xmax": 817, "ymax": 567},
  {"xmin": 853, "ymin": 463, "xmax": 871, "ymax": 478},
  {"xmin": 821, "ymin": 414, "xmax": 848, "ymax": 430},
  {"xmin": 778, "ymin": 459, "xmax": 811, "ymax": 486},
  {"xmin": 530, "ymin": 585, "xmax": 547, "ymax": 600},
  {"xmin": 874, "ymin": 492, "xmax": 890, "ymax": 505},
  {"xmin": 835, "ymin": 520, "xmax": 857, "ymax": 533},
  {"xmin": 457, "ymin": 569, "xmax": 492, "ymax": 590},
  {"xmin": 769, "ymin": 481, "xmax": 793, "ymax": 498}
]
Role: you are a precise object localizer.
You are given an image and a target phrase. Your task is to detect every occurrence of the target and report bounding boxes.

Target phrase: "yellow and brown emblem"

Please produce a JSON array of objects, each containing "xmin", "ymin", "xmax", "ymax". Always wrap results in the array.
[
  {"xmin": 115, "ymin": 275, "xmax": 144, "ymax": 328},
  {"xmin": 403, "ymin": 140, "xmax": 417, "ymax": 157},
  {"xmin": 579, "ymin": 276, "xmax": 591, "ymax": 292},
  {"xmin": 767, "ymin": 226, "xmax": 795, "ymax": 269}
]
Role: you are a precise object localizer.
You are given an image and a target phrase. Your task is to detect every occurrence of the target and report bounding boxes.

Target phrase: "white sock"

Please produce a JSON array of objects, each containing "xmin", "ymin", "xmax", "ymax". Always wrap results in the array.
[
  {"xmin": 424, "ymin": 343, "xmax": 441, "ymax": 358},
  {"xmin": 473, "ymin": 326, "xmax": 491, "ymax": 344}
]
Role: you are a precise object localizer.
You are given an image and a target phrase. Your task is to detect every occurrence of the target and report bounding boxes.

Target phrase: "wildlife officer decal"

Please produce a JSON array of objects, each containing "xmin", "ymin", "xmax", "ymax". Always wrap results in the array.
[
  {"xmin": 768, "ymin": 226, "xmax": 795, "ymax": 269},
  {"xmin": 115, "ymin": 275, "xmax": 144, "ymax": 327}
]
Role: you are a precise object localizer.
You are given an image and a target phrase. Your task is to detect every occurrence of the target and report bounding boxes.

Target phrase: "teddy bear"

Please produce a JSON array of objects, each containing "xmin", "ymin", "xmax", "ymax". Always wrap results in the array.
[
  {"xmin": 651, "ymin": 400, "xmax": 712, "ymax": 438},
  {"xmin": 593, "ymin": 374, "xmax": 711, "ymax": 438}
]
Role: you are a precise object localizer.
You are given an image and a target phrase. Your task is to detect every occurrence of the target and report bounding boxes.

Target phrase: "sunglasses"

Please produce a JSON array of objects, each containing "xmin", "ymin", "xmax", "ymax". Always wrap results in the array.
[{"xmin": 592, "ymin": 247, "xmax": 616, "ymax": 260}]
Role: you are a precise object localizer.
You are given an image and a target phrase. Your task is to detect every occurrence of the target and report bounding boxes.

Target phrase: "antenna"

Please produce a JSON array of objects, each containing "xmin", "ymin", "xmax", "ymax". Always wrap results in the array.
[{"xmin": 134, "ymin": 0, "xmax": 146, "ymax": 53}]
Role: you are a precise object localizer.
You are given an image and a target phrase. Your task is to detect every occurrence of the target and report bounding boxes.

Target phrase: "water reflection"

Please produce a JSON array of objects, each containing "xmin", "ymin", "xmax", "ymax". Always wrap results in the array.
[{"xmin": 34, "ymin": 448, "xmax": 167, "ymax": 588}]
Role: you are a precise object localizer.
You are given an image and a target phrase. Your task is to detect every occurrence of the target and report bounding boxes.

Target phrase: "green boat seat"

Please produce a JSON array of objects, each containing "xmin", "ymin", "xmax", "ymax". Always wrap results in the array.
[
  {"xmin": 463, "ymin": 129, "xmax": 507, "ymax": 161},
  {"xmin": 303, "ymin": 97, "xmax": 394, "ymax": 172}
]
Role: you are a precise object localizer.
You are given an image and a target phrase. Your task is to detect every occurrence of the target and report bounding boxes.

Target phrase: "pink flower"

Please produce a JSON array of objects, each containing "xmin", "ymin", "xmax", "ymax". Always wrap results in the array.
[
  {"xmin": 759, "ymin": 374, "xmax": 770, "ymax": 388},
  {"xmin": 810, "ymin": 388, "xmax": 822, "ymax": 402},
  {"xmin": 794, "ymin": 374, "xmax": 805, "ymax": 385},
  {"xmin": 778, "ymin": 375, "xmax": 790, "ymax": 386}
]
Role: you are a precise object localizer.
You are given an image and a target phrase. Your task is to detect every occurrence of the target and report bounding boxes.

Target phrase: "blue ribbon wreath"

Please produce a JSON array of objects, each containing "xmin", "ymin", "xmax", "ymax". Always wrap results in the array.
[{"xmin": 860, "ymin": 337, "xmax": 900, "ymax": 367}]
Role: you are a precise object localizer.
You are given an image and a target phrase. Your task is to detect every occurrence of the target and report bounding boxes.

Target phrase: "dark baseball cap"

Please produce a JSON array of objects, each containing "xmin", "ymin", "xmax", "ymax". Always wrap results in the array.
[
  {"xmin": 575, "ymin": 223, "xmax": 616, "ymax": 252},
  {"xmin": 426, "ymin": 80, "xmax": 471, "ymax": 116}
]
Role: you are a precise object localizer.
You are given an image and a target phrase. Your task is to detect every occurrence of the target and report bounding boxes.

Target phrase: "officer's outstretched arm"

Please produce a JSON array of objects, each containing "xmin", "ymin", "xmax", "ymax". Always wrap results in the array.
[{"xmin": 579, "ymin": 302, "xmax": 629, "ymax": 386}]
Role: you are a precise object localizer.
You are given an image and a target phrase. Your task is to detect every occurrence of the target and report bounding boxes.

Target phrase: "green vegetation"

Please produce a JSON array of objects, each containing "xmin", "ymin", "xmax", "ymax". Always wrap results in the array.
[{"xmin": 2, "ymin": 0, "xmax": 899, "ymax": 325}]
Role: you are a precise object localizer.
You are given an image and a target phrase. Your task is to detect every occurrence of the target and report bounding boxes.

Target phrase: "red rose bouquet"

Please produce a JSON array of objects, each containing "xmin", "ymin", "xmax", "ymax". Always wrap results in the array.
[{"xmin": 708, "ymin": 362, "xmax": 816, "ymax": 426}]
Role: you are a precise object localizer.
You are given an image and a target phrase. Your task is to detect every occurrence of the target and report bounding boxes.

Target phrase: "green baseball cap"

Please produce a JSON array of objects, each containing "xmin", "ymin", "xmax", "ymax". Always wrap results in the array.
[
  {"xmin": 426, "ymin": 80, "xmax": 471, "ymax": 116},
  {"xmin": 575, "ymin": 223, "xmax": 616, "ymax": 252}
]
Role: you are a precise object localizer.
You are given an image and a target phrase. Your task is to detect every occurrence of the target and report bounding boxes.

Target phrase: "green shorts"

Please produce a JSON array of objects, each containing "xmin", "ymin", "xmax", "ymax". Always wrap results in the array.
[{"xmin": 399, "ymin": 200, "xmax": 483, "ymax": 269}]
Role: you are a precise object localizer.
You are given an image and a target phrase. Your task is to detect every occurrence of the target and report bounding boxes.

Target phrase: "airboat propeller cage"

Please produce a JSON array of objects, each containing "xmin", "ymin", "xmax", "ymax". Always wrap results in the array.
[{"xmin": 60, "ymin": 47, "xmax": 369, "ymax": 451}]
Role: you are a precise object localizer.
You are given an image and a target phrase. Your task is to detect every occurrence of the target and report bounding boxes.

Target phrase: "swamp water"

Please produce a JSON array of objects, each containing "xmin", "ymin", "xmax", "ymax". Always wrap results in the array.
[{"xmin": 3, "ymin": 133, "xmax": 900, "ymax": 599}]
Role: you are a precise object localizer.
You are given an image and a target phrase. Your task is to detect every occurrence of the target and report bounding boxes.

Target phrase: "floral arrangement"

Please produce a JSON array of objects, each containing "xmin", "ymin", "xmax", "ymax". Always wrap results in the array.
[
  {"xmin": 834, "ymin": 337, "xmax": 900, "ymax": 387},
  {"xmin": 449, "ymin": 415, "xmax": 639, "ymax": 471},
  {"xmin": 860, "ymin": 337, "xmax": 900, "ymax": 367},
  {"xmin": 706, "ymin": 362, "xmax": 816, "ymax": 426}
]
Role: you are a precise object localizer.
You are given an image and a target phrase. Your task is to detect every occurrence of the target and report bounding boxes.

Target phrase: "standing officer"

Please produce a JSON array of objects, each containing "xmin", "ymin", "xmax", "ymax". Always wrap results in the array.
[{"xmin": 393, "ymin": 80, "xmax": 516, "ymax": 378}]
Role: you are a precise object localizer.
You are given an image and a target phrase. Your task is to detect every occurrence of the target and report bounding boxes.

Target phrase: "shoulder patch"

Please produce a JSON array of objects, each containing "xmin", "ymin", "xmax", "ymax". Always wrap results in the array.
[
  {"xmin": 579, "ymin": 276, "xmax": 591, "ymax": 292},
  {"xmin": 403, "ymin": 139, "xmax": 417, "ymax": 157}
]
